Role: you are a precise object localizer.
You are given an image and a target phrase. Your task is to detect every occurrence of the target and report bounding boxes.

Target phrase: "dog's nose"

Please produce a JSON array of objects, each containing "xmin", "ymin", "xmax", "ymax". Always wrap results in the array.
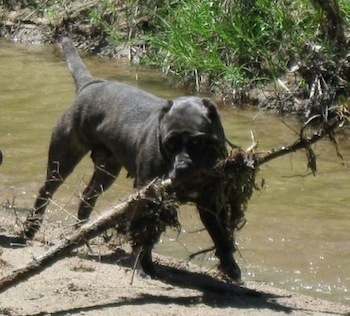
[
  {"xmin": 176, "ymin": 160, "xmax": 191, "ymax": 172},
  {"xmin": 170, "ymin": 153, "xmax": 195, "ymax": 181}
]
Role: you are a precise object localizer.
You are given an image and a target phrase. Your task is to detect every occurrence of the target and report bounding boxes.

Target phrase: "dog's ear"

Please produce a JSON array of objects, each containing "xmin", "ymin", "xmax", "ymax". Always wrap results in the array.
[
  {"xmin": 159, "ymin": 100, "xmax": 174, "ymax": 121},
  {"xmin": 158, "ymin": 100, "xmax": 174, "ymax": 161},
  {"xmin": 201, "ymin": 98, "xmax": 227, "ymax": 150},
  {"xmin": 164, "ymin": 100, "xmax": 174, "ymax": 112},
  {"xmin": 201, "ymin": 98, "xmax": 220, "ymax": 122}
]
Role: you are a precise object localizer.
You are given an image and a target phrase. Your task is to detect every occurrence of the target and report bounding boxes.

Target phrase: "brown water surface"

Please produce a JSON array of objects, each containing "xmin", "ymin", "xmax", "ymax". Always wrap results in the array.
[{"xmin": 0, "ymin": 39, "xmax": 349, "ymax": 304}]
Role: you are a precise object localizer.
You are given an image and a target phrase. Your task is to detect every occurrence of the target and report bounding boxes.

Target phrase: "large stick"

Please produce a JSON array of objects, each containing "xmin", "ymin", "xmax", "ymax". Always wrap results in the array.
[{"xmin": 0, "ymin": 179, "xmax": 172, "ymax": 294}]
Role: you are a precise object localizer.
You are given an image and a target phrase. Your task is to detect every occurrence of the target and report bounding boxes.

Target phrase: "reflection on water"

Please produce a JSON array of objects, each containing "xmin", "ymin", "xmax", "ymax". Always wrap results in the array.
[{"xmin": 0, "ymin": 39, "xmax": 349, "ymax": 304}]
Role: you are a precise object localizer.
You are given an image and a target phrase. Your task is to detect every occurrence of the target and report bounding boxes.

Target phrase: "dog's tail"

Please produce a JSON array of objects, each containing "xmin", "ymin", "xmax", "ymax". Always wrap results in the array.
[{"xmin": 61, "ymin": 37, "xmax": 93, "ymax": 92}]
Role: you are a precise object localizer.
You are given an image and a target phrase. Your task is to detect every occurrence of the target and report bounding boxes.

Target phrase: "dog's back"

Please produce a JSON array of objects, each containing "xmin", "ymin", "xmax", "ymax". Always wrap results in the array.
[{"xmin": 61, "ymin": 37, "xmax": 94, "ymax": 92}]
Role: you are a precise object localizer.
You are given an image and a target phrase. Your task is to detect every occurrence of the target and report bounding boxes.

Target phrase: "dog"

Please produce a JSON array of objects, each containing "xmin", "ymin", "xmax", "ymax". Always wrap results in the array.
[{"xmin": 24, "ymin": 37, "xmax": 241, "ymax": 281}]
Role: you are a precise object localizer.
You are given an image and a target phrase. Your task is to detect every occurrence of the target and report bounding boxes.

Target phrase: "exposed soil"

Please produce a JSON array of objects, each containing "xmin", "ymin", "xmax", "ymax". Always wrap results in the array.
[{"xmin": 0, "ymin": 1, "xmax": 147, "ymax": 61}]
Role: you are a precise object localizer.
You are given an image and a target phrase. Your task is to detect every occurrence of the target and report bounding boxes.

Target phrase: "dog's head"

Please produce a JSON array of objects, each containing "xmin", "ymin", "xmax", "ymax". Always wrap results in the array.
[{"xmin": 158, "ymin": 97, "xmax": 227, "ymax": 199}]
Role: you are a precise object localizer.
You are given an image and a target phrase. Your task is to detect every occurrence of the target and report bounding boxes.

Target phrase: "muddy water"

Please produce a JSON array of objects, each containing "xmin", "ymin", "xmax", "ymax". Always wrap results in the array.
[{"xmin": 1, "ymin": 39, "xmax": 349, "ymax": 304}]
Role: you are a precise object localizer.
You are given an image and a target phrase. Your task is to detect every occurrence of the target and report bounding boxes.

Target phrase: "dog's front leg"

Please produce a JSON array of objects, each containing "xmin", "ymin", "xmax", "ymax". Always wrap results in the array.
[
  {"xmin": 197, "ymin": 203, "xmax": 241, "ymax": 282},
  {"xmin": 136, "ymin": 247, "xmax": 157, "ymax": 278}
]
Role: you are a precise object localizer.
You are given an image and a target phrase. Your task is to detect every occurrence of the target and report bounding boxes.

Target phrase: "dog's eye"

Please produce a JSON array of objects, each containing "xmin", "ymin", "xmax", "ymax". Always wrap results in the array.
[
  {"xmin": 188, "ymin": 138, "xmax": 205, "ymax": 150},
  {"xmin": 164, "ymin": 137, "xmax": 182, "ymax": 152}
]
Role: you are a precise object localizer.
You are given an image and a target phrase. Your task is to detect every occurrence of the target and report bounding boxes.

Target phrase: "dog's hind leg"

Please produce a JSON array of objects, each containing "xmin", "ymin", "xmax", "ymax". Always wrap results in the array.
[
  {"xmin": 77, "ymin": 148, "xmax": 122, "ymax": 222},
  {"xmin": 24, "ymin": 139, "xmax": 88, "ymax": 239}
]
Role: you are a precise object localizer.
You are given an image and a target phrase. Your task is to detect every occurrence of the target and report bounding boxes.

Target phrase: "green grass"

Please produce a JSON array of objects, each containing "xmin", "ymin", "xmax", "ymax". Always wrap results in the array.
[{"xmin": 144, "ymin": 0, "xmax": 350, "ymax": 90}]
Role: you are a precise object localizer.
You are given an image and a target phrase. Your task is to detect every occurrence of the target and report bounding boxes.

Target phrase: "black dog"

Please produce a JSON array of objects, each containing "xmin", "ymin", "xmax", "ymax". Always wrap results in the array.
[{"xmin": 24, "ymin": 37, "xmax": 241, "ymax": 281}]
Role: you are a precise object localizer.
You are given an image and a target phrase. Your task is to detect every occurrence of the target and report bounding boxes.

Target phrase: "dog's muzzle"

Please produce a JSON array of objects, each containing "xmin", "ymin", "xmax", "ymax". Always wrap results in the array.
[{"xmin": 169, "ymin": 152, "xmax": 196, "ymax": 181}]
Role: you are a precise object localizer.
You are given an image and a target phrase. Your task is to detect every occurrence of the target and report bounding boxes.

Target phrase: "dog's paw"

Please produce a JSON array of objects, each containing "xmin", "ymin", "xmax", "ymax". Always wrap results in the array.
[
  {"xmin": 137, "ymin": 250, "xmax": 160, "ymax": 280},
  {"xmin": 22, "ymin": 214, "xmax": 43, "ymax": 240},
  {"xmin": 218, "ymin": 260, "xmax": 242, "ymax": 284},
  {"xmin": 137, "ymin": 267, "xmax": 156, "ymax": 280}
]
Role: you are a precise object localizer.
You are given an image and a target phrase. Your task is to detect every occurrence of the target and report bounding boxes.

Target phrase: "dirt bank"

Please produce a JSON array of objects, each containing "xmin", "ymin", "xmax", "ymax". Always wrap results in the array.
[{"xmin": 0, "ymin": 1, "xmax": 146, "ymax": 60}]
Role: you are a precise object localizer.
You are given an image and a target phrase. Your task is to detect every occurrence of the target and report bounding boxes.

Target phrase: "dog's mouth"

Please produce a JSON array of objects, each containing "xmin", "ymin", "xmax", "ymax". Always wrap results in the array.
[
  {"xmin": 170, "ymin": 172, "xmax": 212, "ymax": 201},
  {"xmin": 169, "ymin": 169, "xmax": 203, "ymax": 185}
]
